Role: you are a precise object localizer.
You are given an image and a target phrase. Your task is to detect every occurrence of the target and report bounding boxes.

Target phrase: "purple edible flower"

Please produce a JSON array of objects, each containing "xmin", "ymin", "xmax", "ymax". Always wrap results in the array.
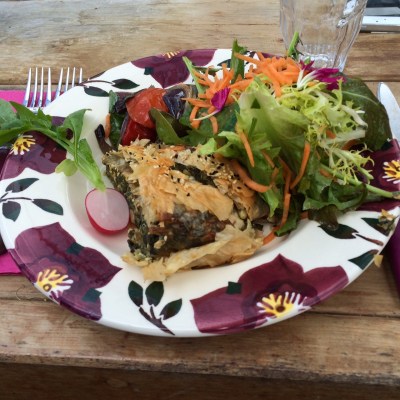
[
  {"xmin": 300, "ymin": 60, "xmax": 344, "ymax": 90},
  {"xmin": 300, "ymin": 60, "xmax": 314, "ymax": 73},
  {"xmin": 211, "ymin": 87, "xmax": 230, "ymax": 111},
  {"xmin": 313, "ymin": 68, "xmax": 344, "ymax": 90}
]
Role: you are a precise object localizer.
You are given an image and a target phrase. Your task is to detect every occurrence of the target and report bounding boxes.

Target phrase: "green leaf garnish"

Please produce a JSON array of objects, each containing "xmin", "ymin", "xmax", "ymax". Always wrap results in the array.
[
  {"xmin": 183, "ymin": 56, "xmax": 206, "ymax": 95},
  {"xmin": 287, "ymin": 31, "xmax": 301, "ymax": 60},
  {"xmin": 230, "ymin": 39, "xmax": 247, "ymax": 83},
  {"xmin": 0, "ymin": 100, "xmax": 105, "ymax": 190}
]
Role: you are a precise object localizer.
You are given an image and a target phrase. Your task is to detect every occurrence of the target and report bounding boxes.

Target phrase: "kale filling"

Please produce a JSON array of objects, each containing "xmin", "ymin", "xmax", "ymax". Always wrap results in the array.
[{"xmin": 105, "ymin": 160, "xmax": 227, "ymax": 259}]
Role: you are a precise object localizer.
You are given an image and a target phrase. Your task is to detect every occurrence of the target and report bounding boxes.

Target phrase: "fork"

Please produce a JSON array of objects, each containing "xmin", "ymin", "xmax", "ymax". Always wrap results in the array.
[{"xmin": 22, "ymin": 67, "xmax": 84, "ymax": 112}]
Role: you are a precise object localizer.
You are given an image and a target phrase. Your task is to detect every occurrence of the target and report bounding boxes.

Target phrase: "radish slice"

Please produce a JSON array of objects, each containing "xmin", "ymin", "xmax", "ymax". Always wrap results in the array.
[{"xmin": 85, "ymin": 188, "xmax": 130, "ymax": 234}]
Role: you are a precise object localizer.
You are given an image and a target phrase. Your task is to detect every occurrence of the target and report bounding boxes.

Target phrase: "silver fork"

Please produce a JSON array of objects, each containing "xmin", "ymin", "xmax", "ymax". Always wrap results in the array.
[{"xmin": 23, "ymin": 67, "xmax": 84, "ymax": 113}]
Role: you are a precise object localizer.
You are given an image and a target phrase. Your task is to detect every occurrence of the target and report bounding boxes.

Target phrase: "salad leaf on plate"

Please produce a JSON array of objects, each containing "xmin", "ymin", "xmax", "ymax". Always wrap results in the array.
[
  {"xmin": 341, "ymin": 77, "xmax": 392, "ymax": 150},
  {"xmin": 230, "ymin": 39, "xmax": 247, "ymax": 83},
  {"xmin": 165, "ymin": 41, "xmax": 399, "ymax": 236},
  {"xmin": 0, "ymin": 101, "xmax": 105, "ymax": 190}
]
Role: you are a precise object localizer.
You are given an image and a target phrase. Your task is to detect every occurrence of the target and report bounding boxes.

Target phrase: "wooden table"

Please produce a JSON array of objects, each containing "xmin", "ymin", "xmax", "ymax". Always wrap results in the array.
[{"xmin": 1, "ymin": 1, "xmax": 399, "ymax": 399}]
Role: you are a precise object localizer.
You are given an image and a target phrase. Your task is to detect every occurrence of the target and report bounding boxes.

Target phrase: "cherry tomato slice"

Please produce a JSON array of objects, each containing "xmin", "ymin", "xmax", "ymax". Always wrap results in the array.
[
  {"xmin": 120, "ymin": 116, "xmax": 157, "ymax": 145},
  {"xmin": 126, "ymin": 88, "xmax": 168, "ymax": 129}
]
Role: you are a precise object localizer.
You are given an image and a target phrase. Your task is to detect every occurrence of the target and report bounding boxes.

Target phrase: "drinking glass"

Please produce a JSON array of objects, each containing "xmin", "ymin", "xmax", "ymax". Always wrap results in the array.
[{"xmin": 280, "ymin": 0, "xmax": 368, "ymax": 71}]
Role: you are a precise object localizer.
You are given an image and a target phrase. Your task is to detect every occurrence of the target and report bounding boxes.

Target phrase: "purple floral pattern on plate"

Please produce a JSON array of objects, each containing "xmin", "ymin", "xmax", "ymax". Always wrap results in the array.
[
  {"xmin": 191, "ymin": 255, "xmax": 348, "ymax": 335},
  {"xmin": 9, "ymin": 223, "xmax": 121, "ymax": 320},
  {"xmin": 132, "ymin": 49, "xmax": 216, "ymax": 88},
  {"xmin": 359, "ymin": 139, "xmax": 400, "ymax": 212},
  {"xmin": 1, "ymin": 117, "xmax": 66, "ymax": 181}
]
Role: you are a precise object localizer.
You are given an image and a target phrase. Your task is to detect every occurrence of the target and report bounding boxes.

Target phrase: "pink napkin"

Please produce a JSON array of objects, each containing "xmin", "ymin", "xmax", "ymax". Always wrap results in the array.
[
  {"xmin": 1, "ymin": 90, "xmax": 25, "ymax": 104},
  {"xmin": 0, "ymin": 253, "xmax": 20, "ymax": 275},
  {"xmin": 0, "ymin": 90, "xmax": 23, "ymax": 274}
]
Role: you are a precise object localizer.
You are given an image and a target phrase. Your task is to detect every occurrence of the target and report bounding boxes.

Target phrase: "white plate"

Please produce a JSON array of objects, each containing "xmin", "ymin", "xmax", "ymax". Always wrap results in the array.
[{"xmin": 0, "ymin": 49, "xmax": 399, "ymax": 337}]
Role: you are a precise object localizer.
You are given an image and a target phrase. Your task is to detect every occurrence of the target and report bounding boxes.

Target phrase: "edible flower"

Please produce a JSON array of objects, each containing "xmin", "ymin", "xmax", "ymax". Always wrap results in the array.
[
  {"xmin": 299, "ymin": 61, "xmax": 344, "ymax": 90},
  {"xmin": 211, "ymin": 87, "xmax": 230, "ymax": 111}
]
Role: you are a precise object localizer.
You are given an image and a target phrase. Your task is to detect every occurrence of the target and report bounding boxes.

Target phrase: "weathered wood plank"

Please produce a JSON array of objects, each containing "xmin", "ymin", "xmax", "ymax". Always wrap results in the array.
[
  {"xmin": 0, "ymin": 363, "xmax": 398, "ymax": 400},
  {"xmin": 1, "ymin": 1, "xmax": 399, "ymax": 84},
  {"xmin": 0, "ymin": 298, "xmax": 399, "ymax": 386},
  {"xmin": 0, "ymin": 0, "xmax": 281, "ymax": 84}
]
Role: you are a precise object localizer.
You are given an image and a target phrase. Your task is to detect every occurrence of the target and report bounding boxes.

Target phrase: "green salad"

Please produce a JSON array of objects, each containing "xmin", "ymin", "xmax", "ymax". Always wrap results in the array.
[{"xmin": 0, "ymin": 39, "xmax": 398, "ymax": 241}]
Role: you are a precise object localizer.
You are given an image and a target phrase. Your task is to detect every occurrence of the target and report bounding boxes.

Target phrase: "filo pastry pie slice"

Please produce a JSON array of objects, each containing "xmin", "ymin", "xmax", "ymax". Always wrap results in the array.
[{"xmin": 102, "ymin": 140, "xmax": 269, "ymax": 281}]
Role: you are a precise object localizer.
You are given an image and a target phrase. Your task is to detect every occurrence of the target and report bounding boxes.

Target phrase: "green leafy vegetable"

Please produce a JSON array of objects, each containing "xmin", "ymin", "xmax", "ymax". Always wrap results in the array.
[
  {"xmin": 286, "ymin": 31, "xmax": 301, "ymax": 60},
  {"xmin": 108, "ymin": 91, "xmax": 127, "ymax": 148},
  {"xmin": 0, "ymin": 100, "xmax": 105, "ymax": 190},
  {"xmin": 179, "ymin": 102, "xmax": 239, "ymax": 146},
  {"xmin": 230, "ymin": 39, "xmax": 247, "ymax": 83},
  {"xmin": 183, "ymin": 56, "xmax": 206, "ymax": 95},
  {"xmin": 150, "ymin": 109, "xmax": 185, "ymax": 145},
  {"xmin": 198, "ymin": 75, "xmax": 399, "ymax": 233},
  {"xmin": 341, "ymin": 77, "xmax": 392, "ymax": 150},
  {"xmin": 135, "ymin": 39, "xmax": 399, "ymax": 237},
  {"xmin": 238, "ymin": 80, "xmax": 309, "ymax": 171}
]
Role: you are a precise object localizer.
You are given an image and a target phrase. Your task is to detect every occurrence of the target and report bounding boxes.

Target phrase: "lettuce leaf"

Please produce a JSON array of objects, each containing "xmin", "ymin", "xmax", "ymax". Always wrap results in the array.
[
  {"xmin": 237, "ymin": 80, "xmax": 309, "ymax": 172},
  {"xmin": 342, "ymin": 77, "xmax": 392, "ymax": 150}
]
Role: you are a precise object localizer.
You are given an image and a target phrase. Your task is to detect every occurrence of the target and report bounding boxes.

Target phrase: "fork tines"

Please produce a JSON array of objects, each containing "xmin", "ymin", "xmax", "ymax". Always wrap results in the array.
[
  {"xmin": 22, "ymin": 67, "xmax": 51, "ymax": 110},
  {"xmin": 23, "ymin": 67, "xmax": 83, "ymax": 112},
  {"xmin": 55, "ymin": 67, "xmax": 84, "ymax": 99}
]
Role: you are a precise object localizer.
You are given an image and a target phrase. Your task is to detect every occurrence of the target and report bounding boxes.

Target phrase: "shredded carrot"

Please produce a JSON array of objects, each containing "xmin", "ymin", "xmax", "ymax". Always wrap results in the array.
[
  {"xmin": 263, "ymin": 230, "xmax": 277, "ymax": 245},
  {"xmin": 280, "ymin": 157, "xmax": 293, "ymax": 227},
  {"xmin": 234, "ymin": 53, "xmax": 263, "ymax": 66},
  {"xmin": 185, "ymin": 63, "xmax": 238, "ymax": 129},
  {"xmin": 263, "ymin": 172, "xmax": 292, "ymax": 245},
  {"xmin": 104, "ymin": 113, "xmax": 111, "ymax": 138},
  {"xmin": 279, "ymin": 157, "xmax": 292, "ymax": 181},
  {"xmin": 238, "ymin": 130, "xmax": 254, "ymax": 167},
  {"xmin": 271, "ymin": 167, "xmax": 280, "ymax": 183},
  {"xmin": 256, "ymin": 52, "xmax": 266, "ymax": 61},
  {"xmin": 210, "ymin": 115, "xmax": 218, "ymax": 134},
  {"xmin": 268, "ymin": 165, "xmax": 292, "ymax": 232},
  {"xmin": 207, "ymin": 105, "xmax": 216, "ymax": 114},
  {"xmin": 196, "ymin": 79, "xmax": 210, "ymax": 86},
  {"xmin": 190, "ymin": 105, "xmax": 199, "ymax": 120},
  {"xmin": 284, "ymin": 170, "xmax": 292, "ymax": 197},
  {"xmin": 194, "ymin": 70, "xmax": 213, "ymax": 85},
  {"xmin": 170, "ymin": 52, "xmax": 327, "ymax": 244},
  {"xmin": 279, "ymin": 193, "xmax": 291, "ymax": 228},
  {"xmin": 319, "ymin": 168, "xmax": 334, "ymax": 179},
  {"xmin": 326, "ymin": 129, "xmax": 336, "ymax": 139},
  {"xmin": 230, "ymin": 159, "xmax": 270, "ymax": 193},
  {"xmin": 191, "ymin": 120, "xmax": 201, "ymax": 129},
  {"xmin": 262, "ymin": 150, "xmax": 275, "ymax": 168},
  {"xmin": 229, "ymin": 79, "xmax": 252, "ymax": 92},
  {"xmin": 341, "ymin": 139, "xmax": 358, "ymax": 151},
  {"xmin": 186, "ymin": 53, "xmax": 302, "ymax": 135},
  {"xmin": 186, "ymin": 99, "xmax": 212, "ymax": 108},
  {"xmin": 189, "ymin": 106, "xmax": 201, "ymax": 129},
  {"xmin": 235, "ymin": 53, "xmax": 301, "ymax": 97},
  {"xmin": 283, "ymin": 164, "xmax": 292, "ymax": 197},
  {"xmin": 290, "ymin": 141, "xmax": 311, "ymax": 190}
]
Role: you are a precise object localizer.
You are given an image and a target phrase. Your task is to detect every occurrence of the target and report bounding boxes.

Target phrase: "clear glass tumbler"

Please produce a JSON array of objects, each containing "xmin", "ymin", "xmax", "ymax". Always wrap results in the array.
[{"xmin": 280, "ymin": 0, "xmax": 368, "ymax": 71}]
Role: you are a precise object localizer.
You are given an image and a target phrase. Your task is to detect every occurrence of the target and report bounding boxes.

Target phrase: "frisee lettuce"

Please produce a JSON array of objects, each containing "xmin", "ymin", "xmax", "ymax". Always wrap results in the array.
[
  {"xmin": 201, "ymin": 78, "xmax": 398, "ymax": 232},
  {"xmin": 177, "ymin": 58, "xmax": 398, "ymax": 234}
]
